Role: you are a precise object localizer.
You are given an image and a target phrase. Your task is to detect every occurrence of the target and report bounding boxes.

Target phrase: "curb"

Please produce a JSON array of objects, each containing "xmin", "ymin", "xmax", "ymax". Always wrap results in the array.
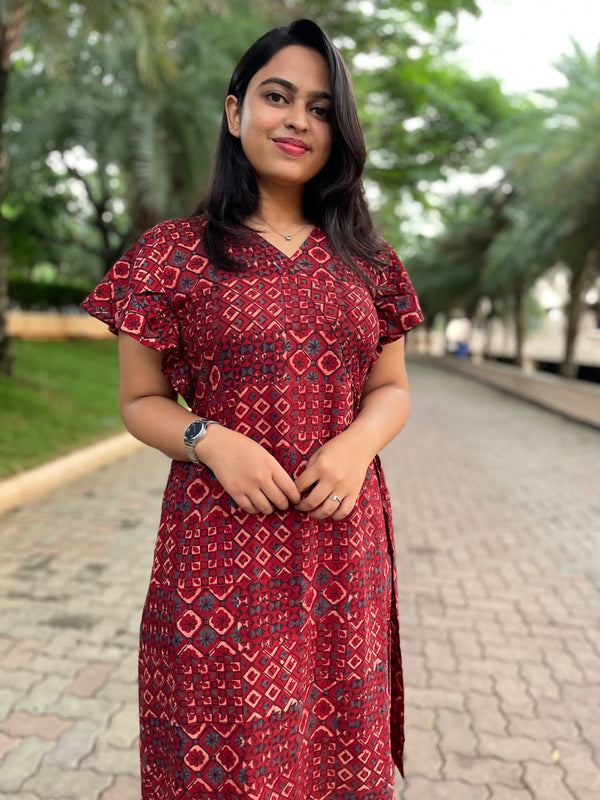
[
  {"xmin": 0, "ymin": 431, "xmax": 144, "ymax": 516},
  {"xmin": 409, "ymin": 353, "xmax": 600, "ymax": 429}
]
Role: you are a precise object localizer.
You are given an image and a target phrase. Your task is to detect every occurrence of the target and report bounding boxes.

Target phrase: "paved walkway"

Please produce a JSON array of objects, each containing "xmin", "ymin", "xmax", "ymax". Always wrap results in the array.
[{"xmin": 0, "ymin": 361, "xmax": 598, "ymax": 799}]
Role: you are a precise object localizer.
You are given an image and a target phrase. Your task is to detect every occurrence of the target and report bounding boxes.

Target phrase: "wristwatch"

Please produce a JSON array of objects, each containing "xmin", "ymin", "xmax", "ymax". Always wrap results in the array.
[{"xmin": 184, "ymin": 418, "xmax": 219, "ymax": 465}]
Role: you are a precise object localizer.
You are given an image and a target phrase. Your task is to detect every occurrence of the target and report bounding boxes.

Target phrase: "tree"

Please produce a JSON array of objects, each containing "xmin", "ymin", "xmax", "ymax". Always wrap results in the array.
[
  {"xmin": 410, "ymin": 42, "xmax": 600, "ymax": 376},
  {"xmin": 3, "ymin": 0, "xmax": 515, "ymax": 371},
  {"xmin": 482, "ymin": 44, "xmax": 600, "ymax": 377},
  {"xmin": 4, "ymin": 2, "xmax": 270, "ymax": 282},
  {"xmin": 3, "ymin": 0, "xmax": 290, "ymax": 284},
  {"xmin": 1, "ymin": 0, "xmax": 27, "ymax": 373},
  {"xmin": 291, "ymin": 0, "xmax": 512, "ymax": 242},
  {"xmin": 408, "ymin": 187, "xmax": 510, "ymax": 345},
  {"xmin": 480, "ymin": 197, "xmax": 553, "ymax": 366},
  {"xmin": 0, "ymin": 0, "xmax": 224, "ymax": 373}
]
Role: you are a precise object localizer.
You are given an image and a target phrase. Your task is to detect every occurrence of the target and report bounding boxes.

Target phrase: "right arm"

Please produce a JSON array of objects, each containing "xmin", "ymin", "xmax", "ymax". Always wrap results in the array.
[{"xmin": 118, "ymin": 333, "xmax": 300, "ymax": 515}]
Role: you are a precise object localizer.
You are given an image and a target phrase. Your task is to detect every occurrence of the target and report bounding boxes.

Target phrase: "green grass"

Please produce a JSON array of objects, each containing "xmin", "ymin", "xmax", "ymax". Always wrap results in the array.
[{"xmin": 0, "ymin": 338, "xmax": 124, "ymax": 479}]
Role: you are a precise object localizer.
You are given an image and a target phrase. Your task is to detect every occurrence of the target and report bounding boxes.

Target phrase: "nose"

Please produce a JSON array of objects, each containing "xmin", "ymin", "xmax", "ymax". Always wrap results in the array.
[{"xmin": 284, "ymin": 101, "xmax": 309, "ymax": 131}]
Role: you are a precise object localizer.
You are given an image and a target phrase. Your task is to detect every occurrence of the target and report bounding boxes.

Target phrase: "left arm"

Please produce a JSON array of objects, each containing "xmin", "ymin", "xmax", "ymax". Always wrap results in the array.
[{"xmin": 294, "ymin": 336, "xmax": 410, "ymax": 520}]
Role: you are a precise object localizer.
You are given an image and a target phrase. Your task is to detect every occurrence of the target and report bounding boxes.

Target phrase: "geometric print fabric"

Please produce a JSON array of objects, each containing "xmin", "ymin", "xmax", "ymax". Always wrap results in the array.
[{"xmin": 82, "ymin": 215, "xmax": 422, "ymax": 799}]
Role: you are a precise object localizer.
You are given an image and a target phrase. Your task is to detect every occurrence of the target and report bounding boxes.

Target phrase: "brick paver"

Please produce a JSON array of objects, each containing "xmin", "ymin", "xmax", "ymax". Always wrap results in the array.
[
  {"xmin": 0, "ymin": 360, "xmax": 598, "ymax": 799},
  {"xmin": 388, "ymin": 362, "xmax": 600, "ymax": 799}
]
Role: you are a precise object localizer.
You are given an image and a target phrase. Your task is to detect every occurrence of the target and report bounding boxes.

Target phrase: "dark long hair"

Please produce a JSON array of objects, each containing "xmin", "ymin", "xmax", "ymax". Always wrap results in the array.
[{"xmin": 195, "ymin": 19, "xmax": 385, "ymax": 279}]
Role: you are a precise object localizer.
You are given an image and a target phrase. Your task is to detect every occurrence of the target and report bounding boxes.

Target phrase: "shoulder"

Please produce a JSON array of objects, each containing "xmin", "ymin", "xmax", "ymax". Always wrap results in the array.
[
  {"xmin": 118, "ymin": 215, "xmax": 211, "ymax": 288},
  {"xmin": 375, "ymin": 239, "xmax": 401, "ymax": 267},
  {"xmin": 346, "ymin": 237, "xmax": 403, "ymax": 291},
  {"xmin": 373, "ymin": 240, "xmax": 408, "ymax": 284},
  {"xmin": 137, "ymin": 214, "xmax": 208, "ymax": 252}
]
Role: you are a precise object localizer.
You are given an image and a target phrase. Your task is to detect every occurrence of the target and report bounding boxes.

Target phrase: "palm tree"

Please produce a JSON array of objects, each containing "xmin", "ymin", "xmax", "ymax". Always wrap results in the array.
[
  {"xmin": 485, "ymin": 44, "xmax": 600, "ymax": 377},
  {"xmin": 481, "ymin": 204, "xmax": 551, "ymax": 366},
  {"xmin": 409, "ymin": 187, "xmax": 510, "ymax": 350},
  {"xmin": 0, "ymin": 0, "xmax": 213, "ymax": 374},
  {"xmin": 4, "ymin": 0, "xmax": 273, "ymax": 284}
]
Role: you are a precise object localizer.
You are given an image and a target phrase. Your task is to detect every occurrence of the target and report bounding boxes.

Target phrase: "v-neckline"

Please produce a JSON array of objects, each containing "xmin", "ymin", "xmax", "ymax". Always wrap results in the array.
[{"xmin": 248, "ymin": 226, "xmax": 318, "ymax": 261}]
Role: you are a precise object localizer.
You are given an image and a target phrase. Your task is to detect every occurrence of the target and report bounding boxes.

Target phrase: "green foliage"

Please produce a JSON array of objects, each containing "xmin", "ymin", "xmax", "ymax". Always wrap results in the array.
[
  {"xmin": 3, "ymin": 0, "xmax": 512, "ymax": 284},
  {"xmin": 485, "ymin": 44, "xmax": 600, "ymax": 372},
  {"xmin": 8, "ymin": 275, "xmax": 94, "ymax": 309},
  {"xmin": 408, "ymin": 187, "xmax": 509, "ymax": 322},
  {"xmin": 3, "ymin": 0, "xmax": 275, "ymax": 282},
  {"xmin": 290, "ymin": 0, "xmax": 512, "ymax": 244},
  {"xmin": 482, "ymin": 213, "xmax": 551, "ymax": 296},
  {"xmin": 485, "ymin": 43, "xmax": 600, "ymax": 271},
  {"xmin": 408, "ymin": 41, "xmax": 600, "ymax": 373},
  {"xmin": 0, "ymin": 338, "xmax": 122, "ymax": 477},
  {"xmin": 361, "ymin": 59, "xmax": 510, "ymax": 187},
  {"xmin": 289, "ymin": 0, "xmax": 481, "ymax": 35},
  {"xmin": 8, "ymin": 0, "xmax": 577, "ymax": 372}
]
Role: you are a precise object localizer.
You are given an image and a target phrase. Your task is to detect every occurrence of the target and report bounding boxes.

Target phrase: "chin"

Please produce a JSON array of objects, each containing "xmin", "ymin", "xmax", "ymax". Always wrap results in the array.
[{"xmin": 259, "ymin": 171, "xmax": 317, "ymax": 188}]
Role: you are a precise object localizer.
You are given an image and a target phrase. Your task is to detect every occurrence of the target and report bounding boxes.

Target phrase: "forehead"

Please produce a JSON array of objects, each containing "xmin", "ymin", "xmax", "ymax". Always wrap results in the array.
[{"xmin": 249, "ymin": 45, "xmax": 331, "ymax": 92}]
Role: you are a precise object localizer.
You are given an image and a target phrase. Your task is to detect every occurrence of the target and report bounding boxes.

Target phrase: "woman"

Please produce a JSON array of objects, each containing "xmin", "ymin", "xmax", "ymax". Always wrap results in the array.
[{"xmin": 83, "ymin": 18, "xmax": 422, "ymax": 800}]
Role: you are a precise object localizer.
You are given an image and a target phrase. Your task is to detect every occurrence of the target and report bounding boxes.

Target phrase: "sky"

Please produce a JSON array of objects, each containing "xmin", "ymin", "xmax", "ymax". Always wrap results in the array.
[{"xmin": 456, "ymin": 0, "xmax": 598, "ymax": 92}]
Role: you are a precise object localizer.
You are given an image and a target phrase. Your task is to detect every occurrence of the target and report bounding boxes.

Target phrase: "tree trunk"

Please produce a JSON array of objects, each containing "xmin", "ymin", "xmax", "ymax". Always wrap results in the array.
[
  {"xmin": 561, "ymin": 300, "xmax": 581, "ymax": 380},
  {"xmin": 131, "ymin": 200, "xmax": 160, "ymax": 243},
  {"xmin": 423, "ymin": 312, "xmax": 436, "ymax": 355},
  {"xmin": 0, "ymin": 0, "xmax": 27, "ymax": 376},
  {"xmin": 483, "ymin": 300, "xmax": 494, "ymax": 360},
  {"xmin": 514, "ymin": 280, "xmax": 525, "ymax": 368},
  {"xmin": 560, "ymin": 241, "xmax": 600, "ymax": 379},
  {"xmin": 0, "ymin": 60, "xmax": 11, "ymax": 374},
  {"xmin": 0, "ymin": 215, "xmax": 11, "ymax": 375}
]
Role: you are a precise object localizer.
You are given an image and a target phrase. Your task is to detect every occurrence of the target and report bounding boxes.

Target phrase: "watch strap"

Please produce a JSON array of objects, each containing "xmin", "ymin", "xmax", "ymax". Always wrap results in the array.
[{"xmin": 184, "ymin": 419, "xmax": 218, "ymax": 465}]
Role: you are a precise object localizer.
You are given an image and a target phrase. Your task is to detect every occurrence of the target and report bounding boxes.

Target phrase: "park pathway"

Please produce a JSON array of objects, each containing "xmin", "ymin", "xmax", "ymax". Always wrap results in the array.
[{"xmin": 0, "ymin": 360, "xmax": 598, "ymax": 799}]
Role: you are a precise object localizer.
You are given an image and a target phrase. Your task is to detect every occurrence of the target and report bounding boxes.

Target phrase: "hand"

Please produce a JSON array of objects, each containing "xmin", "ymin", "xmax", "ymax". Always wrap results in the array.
[
  {"xmin": 294, "ymin": 433, "xmax": 372, "ymax": 520},
  {"xmin": 198, "ymin": 426, "xmax": 301, "ymax": 515}
]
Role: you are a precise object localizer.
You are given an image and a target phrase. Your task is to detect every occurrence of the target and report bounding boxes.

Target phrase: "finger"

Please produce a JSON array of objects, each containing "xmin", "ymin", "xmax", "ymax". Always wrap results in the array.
[
  {"xmin": 273, "ymin": 472, "xmax": 302, "ymax": 506},
  {"xmin": 264, "ymin": 480, "xmax": 293, "ymax": 511},
  {"xmin": 237, "ymin": 495, "xmax": 261, "ymax": 515},
  {"xmin": 294, "ymin": 462, "xmax": 318, "ymax": 496},
  {"xmin": 249, "ymin": 490, "xmax": 274, "ymax": 516},
  {"xmin": 295, "ymin": 484, "xmax": 332, "ymax": 513},
  {"xmin": 299, "ymin": 481, "xmax": 344, "ymax": 512},
  {"xmin": 306, "ymin": 493, "xmax": 343, "ymax": 519},
  {"xmin": 331, "ymin": 497, "xmax": 354, "ymax": 520}
]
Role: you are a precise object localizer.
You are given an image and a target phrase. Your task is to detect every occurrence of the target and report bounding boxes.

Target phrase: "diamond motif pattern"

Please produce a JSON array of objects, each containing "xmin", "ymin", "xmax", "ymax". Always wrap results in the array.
[{"xmin": 82, "ymin": 215, "xmax": 423, "ymax": 799}]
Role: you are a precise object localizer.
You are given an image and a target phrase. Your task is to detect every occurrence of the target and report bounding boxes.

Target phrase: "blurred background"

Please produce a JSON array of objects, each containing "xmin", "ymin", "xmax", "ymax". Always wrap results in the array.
[{"xmin": 0, "ymin": 0, "xmax": 599, "ymax": 467}]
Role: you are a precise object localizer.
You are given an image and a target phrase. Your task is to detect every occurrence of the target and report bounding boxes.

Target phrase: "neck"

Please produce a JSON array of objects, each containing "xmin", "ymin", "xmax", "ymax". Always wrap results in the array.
[{"xmin": 253, "ymin": 184, "xmax": 306, "ymax": 229}]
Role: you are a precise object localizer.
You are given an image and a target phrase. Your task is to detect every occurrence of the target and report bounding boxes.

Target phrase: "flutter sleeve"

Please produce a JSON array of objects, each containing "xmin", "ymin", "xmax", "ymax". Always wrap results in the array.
[
  {"xmin": 374, "ymin": 245, "xmax": 423, "ymax": 346},
  {"xmin": 81, "ymin": 225, "xmax": 180, "ymax": 351},
  {"xmin": 81, "ymin": 224, "xmax": 195, "ymax": 402}
]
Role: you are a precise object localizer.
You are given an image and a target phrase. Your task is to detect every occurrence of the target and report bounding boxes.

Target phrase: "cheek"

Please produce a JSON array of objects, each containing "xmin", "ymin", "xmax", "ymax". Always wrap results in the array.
[
  {"xmin": 239, "ymin": 105, "xmax": 278, "ymax": 140},
  {"xmin": 318, "ymin": 129, "xmax": 333, "ymax": 165}
]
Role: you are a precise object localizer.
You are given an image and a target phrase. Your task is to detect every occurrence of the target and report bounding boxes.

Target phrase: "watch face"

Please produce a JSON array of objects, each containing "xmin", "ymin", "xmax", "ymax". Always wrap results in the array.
[{"xmin": 185, "ymin": 420, "xmax": 206, "ymax": 443}]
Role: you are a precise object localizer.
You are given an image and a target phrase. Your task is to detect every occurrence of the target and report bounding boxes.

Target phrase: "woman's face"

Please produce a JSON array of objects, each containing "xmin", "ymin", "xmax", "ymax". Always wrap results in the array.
[{"xmin": 226, "ymin": 45, "xmax": 333, "ymax": 194}]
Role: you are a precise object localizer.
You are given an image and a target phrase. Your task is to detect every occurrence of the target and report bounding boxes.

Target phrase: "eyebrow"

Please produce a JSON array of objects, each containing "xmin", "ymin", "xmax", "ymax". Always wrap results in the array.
[{"xmin": 257, "ymin": 77, "xmax": 331, "ymax": 101}]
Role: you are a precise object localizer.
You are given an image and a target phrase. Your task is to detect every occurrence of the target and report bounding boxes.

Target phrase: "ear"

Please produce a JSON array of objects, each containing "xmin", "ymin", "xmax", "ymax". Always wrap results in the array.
[{"xmin": 225, "ymin": 95, "xmax": 241, "ymax": 137}]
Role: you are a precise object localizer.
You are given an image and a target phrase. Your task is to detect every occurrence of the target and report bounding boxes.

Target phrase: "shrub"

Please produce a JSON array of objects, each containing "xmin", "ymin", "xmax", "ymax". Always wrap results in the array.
[{"xmin": 9, "ymin": 275, "xmax": 95, "ymax": 311}]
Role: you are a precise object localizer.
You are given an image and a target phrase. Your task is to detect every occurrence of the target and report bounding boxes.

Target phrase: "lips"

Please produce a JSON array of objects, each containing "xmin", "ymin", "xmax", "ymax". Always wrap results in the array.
[{"xmin": 272, "ymin": 137, "xmax": 309, "ymax": 157}]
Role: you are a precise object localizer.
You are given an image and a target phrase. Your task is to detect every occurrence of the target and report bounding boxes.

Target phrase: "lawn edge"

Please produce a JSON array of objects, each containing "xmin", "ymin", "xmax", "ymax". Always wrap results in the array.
[{"xmin": 0, "ymin": 431, "xmax": 145, "ymax": 515}]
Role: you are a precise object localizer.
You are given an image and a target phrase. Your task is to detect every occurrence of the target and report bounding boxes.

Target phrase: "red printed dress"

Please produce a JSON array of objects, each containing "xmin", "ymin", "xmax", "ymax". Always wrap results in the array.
[{"xmin": 82, "ymin": 215, "xmax": 422, "ymax": 800}]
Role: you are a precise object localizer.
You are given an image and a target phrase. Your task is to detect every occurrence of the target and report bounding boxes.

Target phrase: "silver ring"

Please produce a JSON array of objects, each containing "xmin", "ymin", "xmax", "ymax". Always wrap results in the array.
[{"xmin": 328, "ymin": 494, "xmax": 342, "ymax": 503}]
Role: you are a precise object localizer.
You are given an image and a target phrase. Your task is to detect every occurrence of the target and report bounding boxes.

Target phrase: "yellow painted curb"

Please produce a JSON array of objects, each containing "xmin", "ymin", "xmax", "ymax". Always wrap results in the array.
[{"xmin": 0, "ymin": 431, "xmax": 145, "ymax": 516}]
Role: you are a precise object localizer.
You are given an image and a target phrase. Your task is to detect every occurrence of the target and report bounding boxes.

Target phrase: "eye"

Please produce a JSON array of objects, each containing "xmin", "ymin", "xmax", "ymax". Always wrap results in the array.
[
  {"xmin": 265, "ymin": 91, "xmax": 287, "ymax": 104},
  {"xmin": 311, "ymin": 105, "xmax": 330, "ymax": 120}
]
